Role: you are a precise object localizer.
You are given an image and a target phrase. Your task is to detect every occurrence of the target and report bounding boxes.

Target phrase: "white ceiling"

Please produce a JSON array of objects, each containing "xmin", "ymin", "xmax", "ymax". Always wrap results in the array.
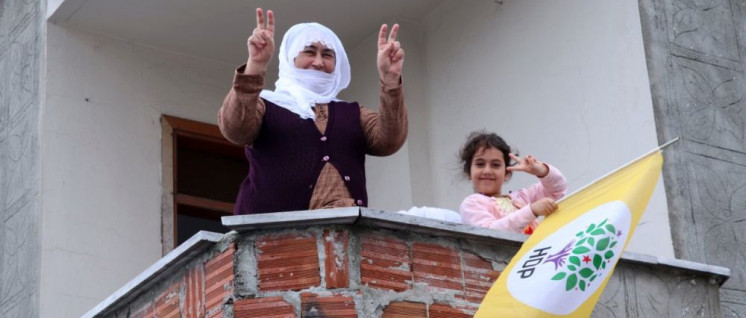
[{"xmin": 49, "ymin": 0, "xmax": 444, "ymax": 65}]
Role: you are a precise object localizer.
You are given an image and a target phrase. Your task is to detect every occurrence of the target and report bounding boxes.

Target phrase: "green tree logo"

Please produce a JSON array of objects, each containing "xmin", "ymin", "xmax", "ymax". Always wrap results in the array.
[{"xmin": 544, "ymin": 218, "xmax": 621, "ymax": 291}]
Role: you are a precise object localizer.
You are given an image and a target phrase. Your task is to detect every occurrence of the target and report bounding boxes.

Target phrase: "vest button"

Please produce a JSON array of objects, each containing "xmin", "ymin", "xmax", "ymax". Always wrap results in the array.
[
  {"xmin": 357, "ymin": 199, "xmax": 363, "ymax": 205},
  {"xmin": 344, "ymin": 176, "xmax": 350, "ymax": 181},
  {"xmin": 322, "ymin": 155, "xmax": 330, "ymax": 162},
  {"xmin": 320, "ymin": 136, "xmax": 327, "ymax": 141}
]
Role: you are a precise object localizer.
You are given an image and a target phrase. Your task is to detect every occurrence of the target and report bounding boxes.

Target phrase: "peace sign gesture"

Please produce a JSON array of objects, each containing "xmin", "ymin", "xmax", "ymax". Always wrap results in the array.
[
  {"xmin": 377, "ymin": 24, "xmax": 405, "ymax": 87},
  {"xmin": 506, "ymin": 153, "xmax": 550, "ymax": 178},
  {"xmin": 245, "ymin": 8, "xmax": 275, "ymax": 75}
]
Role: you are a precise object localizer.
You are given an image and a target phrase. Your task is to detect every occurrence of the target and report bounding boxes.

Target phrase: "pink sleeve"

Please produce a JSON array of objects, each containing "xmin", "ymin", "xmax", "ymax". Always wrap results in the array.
[
  {"xmin": 511, "ymin": 164, "xmax": 568, "ymax": 204},
  {"xmin": 459, "ymin": 194, "xmax": 537, "ymax": 233}
]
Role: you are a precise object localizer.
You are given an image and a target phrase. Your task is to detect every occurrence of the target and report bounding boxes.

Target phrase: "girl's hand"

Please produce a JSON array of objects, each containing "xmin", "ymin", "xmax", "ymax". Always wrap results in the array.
[
  {"xmin": 377, "ymin": 24, "xmax": 405, "ymax": 87},
  {"xmin": 245, "ymin": 8, "xmax": 275, "ymax": 75},
  {"xmin": 530, "ymin": 198, "xmax": 558, "ymax": 217},
  {"xmin": 507, "ymin": 153, "xmax": 549, "ymax": 177}
]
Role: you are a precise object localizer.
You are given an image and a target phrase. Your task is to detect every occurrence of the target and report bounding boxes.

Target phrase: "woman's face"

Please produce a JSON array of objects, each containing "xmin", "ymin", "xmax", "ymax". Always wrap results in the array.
[{"xmin": 294, "ymin": 41, "xmax": 336, "ymax": 74}]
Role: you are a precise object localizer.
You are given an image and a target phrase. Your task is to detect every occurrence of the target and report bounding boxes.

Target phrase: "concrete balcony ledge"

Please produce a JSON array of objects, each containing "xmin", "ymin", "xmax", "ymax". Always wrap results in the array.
[
  {"xmin": 85, "ymin": 208, "xmax": 731, "ymax": 317},
  {"xmin": 222, "ymin": 207, "xmax": 529, "ymax": 245},
  {"xmin": 223, "ymin": 207, "xmax": 730, "ymax": 283}
]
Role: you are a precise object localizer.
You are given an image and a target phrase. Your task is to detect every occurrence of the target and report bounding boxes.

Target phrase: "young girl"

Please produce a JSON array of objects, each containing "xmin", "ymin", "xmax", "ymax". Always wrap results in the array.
[{"xmin": 458, "ymin": 131, "xmax": 567, "ymax": 234}]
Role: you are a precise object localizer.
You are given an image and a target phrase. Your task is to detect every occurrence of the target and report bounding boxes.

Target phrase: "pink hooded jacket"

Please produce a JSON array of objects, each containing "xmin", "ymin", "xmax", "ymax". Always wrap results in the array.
[{"xmin": 459, "ymin": 164, "xmax": 567, "ymax": 234}]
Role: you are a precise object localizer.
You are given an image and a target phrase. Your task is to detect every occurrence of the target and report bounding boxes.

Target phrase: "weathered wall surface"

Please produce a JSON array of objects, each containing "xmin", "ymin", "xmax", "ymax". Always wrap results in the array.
[
  {"xmin": 421, "ymin": 0, "xmax": 674, "ymax": 257},
  {"xmin": 0, "ymin": 0, "xmax": 43, "ymax": 317},
  {"xmin": 100, "ymin": 224, "xmax": 724, "ymax": 317},
  {"xmin": 42, "ymin": 24, "xmax": 234, "ymax": 317},
  {"xmin": 638, "ymin": 0, "xmax": 746, "ymax": 315}
]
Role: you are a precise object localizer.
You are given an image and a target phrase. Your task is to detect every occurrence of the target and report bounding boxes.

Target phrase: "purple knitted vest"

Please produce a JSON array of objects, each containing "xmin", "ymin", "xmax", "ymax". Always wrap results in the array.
[{"xmin": 234, "ymin": 99, "xmax": 368, "ymax": 214}]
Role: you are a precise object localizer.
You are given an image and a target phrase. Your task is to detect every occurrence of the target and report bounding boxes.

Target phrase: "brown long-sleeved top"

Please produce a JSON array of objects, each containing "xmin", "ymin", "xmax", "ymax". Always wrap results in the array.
[{"xmin": 218, "ymin": 65, "xmax": 408, "ymax": 210}]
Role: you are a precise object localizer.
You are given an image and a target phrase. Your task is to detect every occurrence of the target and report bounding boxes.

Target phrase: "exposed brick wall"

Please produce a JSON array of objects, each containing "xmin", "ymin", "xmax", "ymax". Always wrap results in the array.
[
  {"xmin": 360, "ymin": 235, "xmax": 413, "ymax": 292},
  {"xmin": 235, "ymin": 297, "xmax": 295, "ymax": 318},
  {"xmin": 429, "ymin": 303, "xmax": 474, "ymax": 318},
  {"xmin": 130, "ymin": 303, "xmax": 154, "ymax": 318},
  {"xmin": 184, "ymin": 265, "xmax": 205, "ymax": 318},
  {"xmin": 412, "ymin": 242, "xmax": 463, "ymax": 297},
  {"xmin": 256, "ymin": 234, "xmax": 321, "ymax": 291},
  {"xmin": 462, "ymin": 252, "xmax": 500, "ymax": 304},
  {"xmin": 381, "ymin": 301, "xmax": 427, "ymax": 317},
  {"xmin": 323, "ymin": 230, "xmax": 350, "ymax": 289},
  {"xmin": 205, "ymin": 243, "xmax": 236, "ymax": 314},
  {"xmin": 301, "ymin": 293, "xmax": 356, "ymax": 317},
  {"xmin": 154, "ymin": 282, "xmax": 180, "ymax": 317},
  {"xmin": 113, "ymin": 228, "xmax": 502, "ymax": 317}
]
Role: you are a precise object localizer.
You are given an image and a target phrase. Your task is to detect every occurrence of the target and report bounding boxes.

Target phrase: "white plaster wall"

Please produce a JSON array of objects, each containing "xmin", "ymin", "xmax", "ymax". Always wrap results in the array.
[
  {"xmin": 421, "ymin": 0, "xmax": 673, "ymax": 256},
  {"xmin": 342, "ymin": 20, "xmax": 431, "ymax": 211},
  {"xmin": 41, "ymin": 24, "xmax": 234, "ymax": 317}
]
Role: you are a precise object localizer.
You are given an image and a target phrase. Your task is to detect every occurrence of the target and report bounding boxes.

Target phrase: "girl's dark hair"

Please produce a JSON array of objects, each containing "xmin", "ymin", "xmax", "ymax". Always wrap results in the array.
[{"xmin": 459, "ymin": 130, "xmax": 516, "ymax": 177}]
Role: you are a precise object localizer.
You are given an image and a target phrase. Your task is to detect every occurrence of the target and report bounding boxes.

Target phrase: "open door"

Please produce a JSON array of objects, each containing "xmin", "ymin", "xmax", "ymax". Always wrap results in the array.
[{"xmin": 161, "ymin": 115, "xmax": 247, "ymax": 253}]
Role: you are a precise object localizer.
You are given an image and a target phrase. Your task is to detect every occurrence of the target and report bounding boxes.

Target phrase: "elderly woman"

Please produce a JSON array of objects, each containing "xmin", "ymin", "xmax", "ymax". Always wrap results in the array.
[{"xmin": 218, "ymin": 9, "xmax": 408, "ymax": 214}]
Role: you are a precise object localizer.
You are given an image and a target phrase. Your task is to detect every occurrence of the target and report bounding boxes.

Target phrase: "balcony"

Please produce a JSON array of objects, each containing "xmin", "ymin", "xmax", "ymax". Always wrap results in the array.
[{"xmin": 83, "ymin": 208, "xmax": 729, "ymax": 317}]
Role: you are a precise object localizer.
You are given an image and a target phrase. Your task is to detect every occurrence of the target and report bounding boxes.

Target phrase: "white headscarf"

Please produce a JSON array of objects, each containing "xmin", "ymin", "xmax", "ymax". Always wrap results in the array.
[{"xmin": 260, "ymin": 22, "xmax": 351, "ymax": 120}]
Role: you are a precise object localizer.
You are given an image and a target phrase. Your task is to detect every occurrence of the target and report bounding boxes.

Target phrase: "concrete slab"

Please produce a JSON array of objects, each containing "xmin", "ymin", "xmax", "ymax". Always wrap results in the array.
[
  {"xmin": 222, "ymin": 207, "xmax": 361, "ymax": 232},
  {"xmin": 358, "ymin": 208, "xmax": 527, "ymax": 246},
  {"xmin": 621, "ymin": 251, "xmax": 730, "ymax": 285}
]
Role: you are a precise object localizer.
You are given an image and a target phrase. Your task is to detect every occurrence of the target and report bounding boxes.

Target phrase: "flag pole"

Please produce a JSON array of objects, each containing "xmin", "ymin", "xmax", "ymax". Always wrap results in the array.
[{"xmin": 558, "ymin": 137, "xmax": 679, "ymax": 203}]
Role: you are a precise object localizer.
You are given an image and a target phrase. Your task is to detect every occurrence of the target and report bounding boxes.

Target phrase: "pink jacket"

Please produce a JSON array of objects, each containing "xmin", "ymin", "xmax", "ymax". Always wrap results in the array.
[{"xmin": 459, "ymin": 164, "xmax": 567, "ymax": 233}]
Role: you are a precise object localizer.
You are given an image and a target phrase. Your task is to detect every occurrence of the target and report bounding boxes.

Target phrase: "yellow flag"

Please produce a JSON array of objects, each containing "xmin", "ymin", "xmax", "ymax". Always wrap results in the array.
[{"xmin": 475, "ymin": 151, "xmax": 663, "ymax": 317}]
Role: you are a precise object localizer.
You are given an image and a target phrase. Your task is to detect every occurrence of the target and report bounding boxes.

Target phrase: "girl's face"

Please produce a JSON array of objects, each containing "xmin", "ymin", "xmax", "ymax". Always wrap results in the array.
[
  {"xmin": 470, "ymin": 146, "xmax": 510, "ymax": 197},
  {"xmin": 294, "ymin": 41, "xmax": 336, "ymax": 74}
]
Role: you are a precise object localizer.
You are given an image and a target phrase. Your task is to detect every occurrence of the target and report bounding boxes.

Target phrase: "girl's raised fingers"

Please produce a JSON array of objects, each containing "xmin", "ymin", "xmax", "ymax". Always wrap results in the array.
[{"xmin": 256, "ymin": 8, "xmax": 265, "ymax": 30}]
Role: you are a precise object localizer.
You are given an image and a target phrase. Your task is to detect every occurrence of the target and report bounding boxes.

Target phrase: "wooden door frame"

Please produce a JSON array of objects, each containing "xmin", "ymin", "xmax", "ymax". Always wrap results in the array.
[{"xmin": 160, "ymin": 114, "xmax": 239, "ymax": 254}]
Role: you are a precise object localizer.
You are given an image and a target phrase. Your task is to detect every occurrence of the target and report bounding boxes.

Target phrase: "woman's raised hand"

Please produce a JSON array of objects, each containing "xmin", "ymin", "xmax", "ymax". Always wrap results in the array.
[
  {"xmin": 507, "ymin": 153, "xmax": 550, "ymax": 177},
  {"xmin": 377, "ymin": 24, "xmax": 405, "ymax": 87},
  {"xmin": 245, "ymin": 8, "xmax": 275, "ymax": 75}
]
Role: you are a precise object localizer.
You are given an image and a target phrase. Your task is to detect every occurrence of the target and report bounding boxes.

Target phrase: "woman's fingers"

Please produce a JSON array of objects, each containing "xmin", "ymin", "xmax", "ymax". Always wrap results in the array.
[
  {"xmin": 256, "ymin": 8, "xmax": 265, "ymax": 30},
  {"xmin": 248, "ymin": 33, "xmax": 263, "ymax": 47},
  {"xmin": 388, "ymin": 24, "xmax": 399, "ymax": 43},
  {"xmin": 378, "ymin": 24, "xmax": 388, "ymax": 47},
  {"xmin": 379, "ymin": 24, "xmax": 401, "ymax": 48},
  {"xmin": 266, "ymin": 10, "xmax": 274, "ymax": 33},
  {"xmin": 389, "ymin": 41, "xmax": 401, "ymax": 57},
  {"xmin": 392, "ymin": 48, "xmax": 405, "ymax": 62},
  {"xmin": 254, "ymin": 8, "xmax": 274, "ymax": 34}
]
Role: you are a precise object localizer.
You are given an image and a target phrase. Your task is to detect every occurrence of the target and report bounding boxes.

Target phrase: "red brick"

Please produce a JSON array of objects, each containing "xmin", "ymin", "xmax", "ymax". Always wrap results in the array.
[
  {"xmin": 323, "ymin": 230, "xmax": 350, "ymax": 289},
  {"xmin": 360, "ymin": 235, "xmax": 412, "ymax": 291},
  {"xmin": 154, "ymin": 282, "xmax": 180, "ymax": 318},
  {"xmin": 257, "ymin": 234, "xmax": 321, "ymax": 291},
  {"xmin": 235, "ymin": 297, "xmax": 296, "ymax": 318},
  {"xmin": 131, "ymin": 302, "xmax": 154, "ymax": 318},
  {"xmin": 381, "ymin": 301, "xmax": 426, "ymax": 318},
  {"xmin": 301, "ymin": 293, "xmax": 356, "ymax": 317},
  {"xmin": 411, "ymin": 243, "xmax": 463, "ymax": 294},
  {"xmin": 206, "ymin": 308, "xmax": 223, "ymax": 318},
  {"xmin": 184, "ymin": 265, "xmax": 205, "ymax": 318},
  {"xmin": 428, "ymin": 303, "xmax": 474, "ymax": 318},
  {"xmin": 205, "ymin": 243, "xmax": 236, "ymax": 312},
  {"xmin": 462, "ymin": 252, "xmax": 500, "ymax": 304}
]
